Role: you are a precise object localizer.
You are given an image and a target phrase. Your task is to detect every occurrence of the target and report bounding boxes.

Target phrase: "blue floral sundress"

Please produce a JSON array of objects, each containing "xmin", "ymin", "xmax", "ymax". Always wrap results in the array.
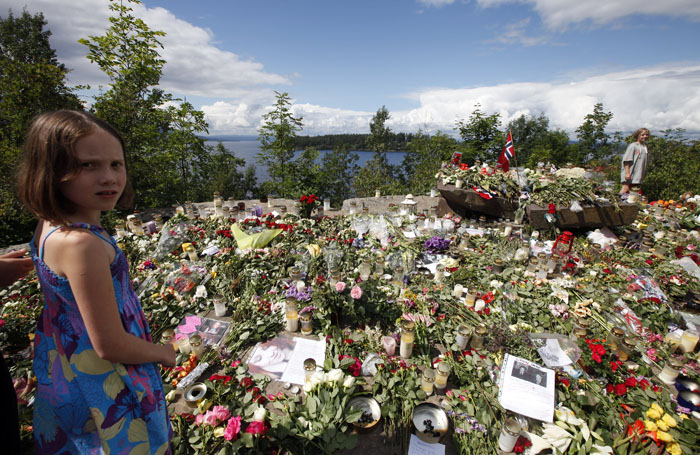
[{"xmin": 30, "ymin": 223, "xmax": 171, "ymax": 454}]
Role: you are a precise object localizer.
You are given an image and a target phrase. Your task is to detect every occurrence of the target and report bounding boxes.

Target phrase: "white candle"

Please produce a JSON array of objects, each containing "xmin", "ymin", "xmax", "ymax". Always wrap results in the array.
[
  {"xmin": 680, "ymin": 329, "xmax": 699, "ymax": 353},
  {"xmin": 453, "ymin": 284, "xmax": 464, "ymax": 299}
]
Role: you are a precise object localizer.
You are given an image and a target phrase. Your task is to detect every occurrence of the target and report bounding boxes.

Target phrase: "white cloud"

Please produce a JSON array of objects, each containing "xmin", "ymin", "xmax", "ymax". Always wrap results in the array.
[
  {"xmin": 476, "ymin": 0, "xmax": 700, "ymax": 29},
  {"xmin": 202, "ymin": 62, "xmax": 700, "ymax": 137},
  {"xmin": 417, "ymin": 0, "xmax": 457, "ymax": 7},
  {"xmin": 487, "ymin": 18, "xmax": 551, "ymax": 46},
  {"xmin": 0, "ymin": 0, "xmax": 288, "ymax": 97}
]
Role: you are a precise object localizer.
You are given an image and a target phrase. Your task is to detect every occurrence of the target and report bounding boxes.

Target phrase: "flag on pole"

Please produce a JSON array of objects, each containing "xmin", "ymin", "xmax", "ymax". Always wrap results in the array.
[{"xmin": 498, "ymin": 131, "xmax": 515, "ymax": 172}]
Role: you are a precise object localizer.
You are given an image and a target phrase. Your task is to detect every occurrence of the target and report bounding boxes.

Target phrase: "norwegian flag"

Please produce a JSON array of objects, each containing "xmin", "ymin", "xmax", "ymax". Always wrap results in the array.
[
  {"xmin": 472, "ymin": 186, "xmax": 497, "ymax": 200},
  {"xmin": 498, "ymin": 131, "xmax": 515, "ymax": 172}
]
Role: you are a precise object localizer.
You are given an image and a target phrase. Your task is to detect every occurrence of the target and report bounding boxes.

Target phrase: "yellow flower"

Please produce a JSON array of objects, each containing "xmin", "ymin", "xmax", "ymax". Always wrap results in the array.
[
  {"xmin": 661, "ymin": 414, "xmax": 677, "ymax": 428},
  {"xmin": 656, "ymin": 419, "xmax": 668, "ymax": 432},
  {"xmin": 644, "ymin": 420, "xmax": 658, "ymax": 432},
  {"xmin": 679, "ymin": 414, "xmax": 689, "ymax": 421},
  {"xmin": 646, "ymin": 403, "xmax": 663, "ymax": 420},
  {"xmin": 656, "ymin": 430, "xmax": 673, "ymax": 443},
  {"xmin": 667, "ymin": 442, "xmax": 682, "ymax": 455},
  {"xmin": 213, "ymin": 427, "xmax": 225, "ymax": 438}
]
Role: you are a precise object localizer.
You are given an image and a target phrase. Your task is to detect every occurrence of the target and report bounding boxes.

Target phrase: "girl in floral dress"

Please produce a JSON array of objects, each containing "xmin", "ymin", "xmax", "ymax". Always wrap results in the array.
[{"xmin": 17, "ymin": 110, "xmax": 175, "ymax": 454}]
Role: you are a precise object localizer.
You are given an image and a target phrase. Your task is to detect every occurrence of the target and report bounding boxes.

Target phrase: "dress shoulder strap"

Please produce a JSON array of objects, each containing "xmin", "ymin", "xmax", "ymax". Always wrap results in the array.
[{"xmin": 39, "ymin": 223, "xmax": 115, "ymax": 260}]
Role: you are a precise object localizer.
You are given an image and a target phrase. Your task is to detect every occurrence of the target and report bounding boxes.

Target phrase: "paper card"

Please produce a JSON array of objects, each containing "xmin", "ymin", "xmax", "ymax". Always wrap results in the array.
[
  {"xmin": 280, "ymin": 337, "xmax": 327, "ymax": 385},
  {"xmin": 498, "ymin": 354, "xmax": 555, "ymax": 422},
  {"xmin": 465, "ymin": 228, "xmax": 484, "ymax": 236},
  {"xmin": 202, "ymin": 245, "xmax": 220, "ymax": 256},
  {"xmin": 177, "ymin": 315, "xmax": 202, "ymax": 334},
  {"xmin": 537, "ymin": 338, "xmax": 573, "ymax": 368},
  {"xmin": 403, "ymin": 230, "xmax": 417, "ymax": 238},
  {"xmin": 407, "ymin": 434, "xmax": 445, "ymax": 455}
]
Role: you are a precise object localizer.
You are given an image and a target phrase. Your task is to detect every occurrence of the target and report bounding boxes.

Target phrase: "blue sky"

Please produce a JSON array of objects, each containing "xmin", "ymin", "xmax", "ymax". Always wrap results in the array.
[{"xmin": 2, "ymin": 0, "xmax": 700, "ymax": 137}]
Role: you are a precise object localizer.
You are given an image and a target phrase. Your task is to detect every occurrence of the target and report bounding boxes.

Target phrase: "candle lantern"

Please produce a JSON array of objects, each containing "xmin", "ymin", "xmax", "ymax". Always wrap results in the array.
[
  {"xmin": 616, "ymin": 336, "xmax": 637, "ymax": 362},
  {"xmin": 492, "ymin": 258, "xmax": 504, "ymax": 274},
  {"xmin": 658, "ymin": 358, "xmax": 683, "ymax": 384},
  {"xmin": 213, "ymin": 295, "xmax": 227, "ymax": 317},
  {"xmin": 329, "ymin": 268, "xmax": 340, "ymax": 286},
  {"xmin": 189, "ymin": 334, "xmax": 205, "ymax": 359},
  {"xmin": 552, "ymin": 231, "xmax": 574, "ymax": 256},
  {"xmin": 514, "ymin": 239, "xmax": 530, "ymax": 262},
  {"xmin": 400, "ymin": 194, "xmax": 417, "ymax": 216},
  {"xmin": 359, "ymin": 257, "xmax": 372, "ymax": 281},
  {"xmin": 161, "ymin": 328, "xmax": 175, "ymax": 346},
  {"xmin": 304, "ymin": 358, "xmax": 316, "ymax": 384},
  {"xmin": 434, "ymin": 362, "xmax": 450, "ymax": 390},
  {"xmin": 464, "ymin": 289, "xmax": 476, "ymax": 308},
  {"xmin": 608, "ymin": 327, "xmax": 625, "ymax": 352},
  {"xmin": 289, "ymin": 266, "xmax": 302, "ymax": 282},
  {"xmin": 471, "ymin": 324, "xmax": 487, "ymax": 349},
  {"xmin": 374, "ymin": 257, "xmax": 385, "ymax": 276},
  {"xmin": 400, "ymin": 320, "xmax": 415, "ymax": 359},
  {"xmin": 498, "ymin": 418, "xmax": 522, "ymax": 453},
  {"xmin": 680, "ymin": 329, "xmax": 699, "ymax": 353},
  {"xmin": 421, "ymin": 369, "xmax": 436, "ymax": 396},
  {"xmin": 285, "ymin": 298, "xmax": 299, "ymax": 332},
  {"xmin": 382, "ymin": 336, "xmax": 396, "ymax": 356},
  {"xmin": 184, "ymin": 244, "xmax": 198, "ymax": 262},
  {"xmin": 300, "ymin": 312, "xmax": 312, "ymax": 335},
  {"xmin": 131, "ymin": 218, "xmax": 145, "ymax": 235},
  {"xmin": 453, "ymin": 284, "xmax": 464, "ymax": 299},
  {"xmin": 456, "ymin": 325, "xmax": 471, "ymax": 350},
  {"xmin": 176, "ymin": 335, "xmax": 191, "ymax": 354},
  {"xmin": 115, "ymin": 222, "xmax": 127, "ymax": 238}
]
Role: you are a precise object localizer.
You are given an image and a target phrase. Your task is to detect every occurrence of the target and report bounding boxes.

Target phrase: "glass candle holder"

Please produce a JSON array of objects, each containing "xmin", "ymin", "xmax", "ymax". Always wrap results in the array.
[
  {"xmin": 213, "ymin": 295, "xmax": 227, "ymax": 317},
  {"xmin": 471, "ymin": 325, "xmax": 487, "ymax": 350},
  {"xmin": 608, "ymin": 327, "xmax": 625, "ymax": 352},
  {"xmin": 455, "ymin": 178, "xmax": 464, "ymax": 189},
  {"xmin": 176, "ymin": 335, "xmax": 191, "ymax": 354},
  {"xmin": 464, "ymin": 289, "xmax": 476, "ymax": 308},
  {"xmin": 435, "ymin": 362, "xmax": 450, "ymax": 389},
  {"xmin": 115, "ymin": 223, "xmax": 127, "ymax": 238},
  {"xmin": 498, "ymin": 418, "xmax": 522, "ymax": 453},
  {"xmin": 434, "ymin": 266, "xmax": 445, "ymax": 283},
  {"xmin": 382, "ymin": 336, "xmax": 396, "ymax": 356},
  {"xmin": 300, "ymin": 312, "xmax": 312, "ymax": 335},
  {"xmin": 392, "ymin": 266, "xmax": 404, "ymax": 286},
  {"xmin": 666, "ymin": 331, "xmax": 682, "ymax": 353},
  {"xmin": 359, "ymin": 258, "xmax": 372, "ymax": 281},
  {"xmin": 400, "ymin": 321, "xmax": 415, "ymax": 359},
  {"xmin": 546, "ymin": 253, "xmax": 560, "ymax": 275},
  {"xmin": 304, "ymin": 358, "xmax": 316, "ymax": 384},
  {"xmin": 526, "ymin": 258, "xmax": 539, "ymax": 275},
  {"xmin": 285, "ymin": 298, "xmax": 299, "ymax": 332},
  {"xmin": 680, "ymin": 329, "xmax": 699, "ymax": 353},
  {"xmin": 374, "ymin": 257, "xmax": 385, "ymax": 276},
  {"xmin": 161, "ymin": 328, "xmax": 175, "ymax": 346},
  {"xmin": 329, "ymin": 269, "xmax": 341, "ymax": 286},
  {"xmin": 492, "ymin": 258, "xmax": 504, "ymax": 274},
  {"xmin": 573, "ymin": 327, "xmax": 587, "ymax": 339},
  {"xmin": 421, "ymin": 369, "xmax": 436, "ymax": 396},
  {"xmin": 375, "ymin": 189, "xmax": 381, "ymax": 198},
  {"xmin": 154, "ymin": 214, "xmax": 164, "ymax": 231},
  {"xmin": 456, "ymin": 325, "xmax": 471, "ymax": 350},
  {"xmin": 131, "ymin": 219, "xmax": 145, "ymax": 235},
  {"xmin": 323, "ymin": 199, "xmax": 331, "ymax": 211},
  {"xmin": 189, "ymin": 334, "xmax": 205, "ymax": 359},
  {"xmin": 658, "ymin": 358, "xmax": 683, "ymax": 385},
  {"xmin": 453, "ymin": 284, "xmax": 464, "ymax": 299},
  {"xmin": 616, "ymin": 336, "xmax": 636, "ymax": 362},
  {"xmin": 185, "ymin": 245, "xmax": 198, "ymax": 262}
]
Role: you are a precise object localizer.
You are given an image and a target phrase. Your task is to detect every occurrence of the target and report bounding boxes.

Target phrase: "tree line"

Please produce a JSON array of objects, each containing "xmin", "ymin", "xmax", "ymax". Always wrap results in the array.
[{"xmin": 2, "ymin": 1, "xmax": 699, "ymax": 245}]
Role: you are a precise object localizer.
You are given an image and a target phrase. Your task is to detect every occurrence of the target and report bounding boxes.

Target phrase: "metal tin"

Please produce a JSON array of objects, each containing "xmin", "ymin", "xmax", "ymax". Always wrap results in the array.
[
  {"xmin": 412, "ymin": 402, "xmax": 448, "ymax": 443},
  {"xmin": 348, "ymin": 396, "xmax": 381, "ymax": 431},
  {"xmin": 184, "ymin": 383, "xmax": 207, "ymax": 407}
]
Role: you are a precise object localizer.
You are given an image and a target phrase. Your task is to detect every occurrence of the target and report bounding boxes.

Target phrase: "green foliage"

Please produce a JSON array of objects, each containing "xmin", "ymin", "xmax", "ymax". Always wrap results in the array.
[
  {"xmin": 205, "ymin": 143, "xmax": 258, "ymax": 199},
  {"xmin": 455, "ymin": 103, "xmax": 503, "ymax": 162},
  {"xmin": 353, "ymin": 106, "xmax": 399, "ymax": 197},
  {"xmin": 0, "ymin": 8, "xmax": 82, "ymax": 244},
  {"xmin": 317, "ymin": 144, "xmax": 359, "ymax": 206},
  {"xmin": 575, "ymin": 102, "xmax": 614, "ymax": 164},
  {"xmin": 80, "ymin": 0, "xmax": 212, "ymax": 208},
  {"xmin": 641, "ymin": 129, "xmax": 700, "ymax": 200},
  {"xmin": 506, "ymin": 113, "xmax": 572, "ymax": 167},
  {"xmin": 257, "ymin": 91, "xmax": 304, "ymax": 198},
  {"xmin": 402, "ymin": 130, "xmax": 463, "ymax": 194}
]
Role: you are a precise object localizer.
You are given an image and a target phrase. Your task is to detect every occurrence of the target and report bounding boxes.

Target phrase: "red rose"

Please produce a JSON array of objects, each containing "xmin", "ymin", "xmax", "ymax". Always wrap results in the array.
[
  {"xmin": 240, "ymin": 377, "xmax": 253, "ymax": 388},
  {"xmin": 548, "ymin": 203, "xmax": 556, "ymax": 214},
  {"xmin": 606, "ymin": 384, "xmax": 613, "ymax": 394},
  {"xmin": 245, "ymin": 420, "xmax": 268, "ymax": 436},
  {"xmin": 614, "ymin": 384, "xmax": 627, "ymax": 395},
  {"xmin": 625, "ymin": 377, "xmax": 637, "ymax": 388},
  {"xmin": 560, "ymin": 377, "xmax": 570, "ymax": 387},
  {"xmin": 639, "ymin": 379, "xmax": 650, "ymax": 391}
]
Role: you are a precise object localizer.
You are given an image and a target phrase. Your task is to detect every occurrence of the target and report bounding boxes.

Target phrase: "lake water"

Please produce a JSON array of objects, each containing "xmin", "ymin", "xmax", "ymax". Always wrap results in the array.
[{"xmin": 207, "ymin": 140, "xmax": 407, "ymax": 183}]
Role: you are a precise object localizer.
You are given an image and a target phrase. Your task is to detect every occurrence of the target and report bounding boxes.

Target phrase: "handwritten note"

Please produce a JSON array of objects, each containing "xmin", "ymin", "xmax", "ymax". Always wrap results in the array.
[{"xmin": 407, "ymin": 434, "xmax": 445, "ymax": 455}]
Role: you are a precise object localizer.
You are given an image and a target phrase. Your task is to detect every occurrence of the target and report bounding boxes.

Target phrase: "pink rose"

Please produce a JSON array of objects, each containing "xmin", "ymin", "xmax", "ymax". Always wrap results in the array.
[
  {"xmin": 195, "ymin": 413, "xmax": 205, "ymax": 426},
  {"xmin": 211, "ymin": 405, "xmax": 230, "ymax": 423},
  {"xmin": 203, "ymin": 410, "xmax": 219, "ymax": 426},
  {"xmin": 245, "ymin": 420, "xmax": 269, "ymax": 436},
  {"xmin": 350, "ymin": 285, "xmax": 362, "ymax": 299},
  {"xmin": 231, "ymin": 359, "xmax": 241, "ymax": 368},
  {"xmin": 335, "ymin": 281, "xmax": 346, "ymax": 293},
  {"xmin": 223, "ymin": 416, "xmax": 242, "ymax": 441}
]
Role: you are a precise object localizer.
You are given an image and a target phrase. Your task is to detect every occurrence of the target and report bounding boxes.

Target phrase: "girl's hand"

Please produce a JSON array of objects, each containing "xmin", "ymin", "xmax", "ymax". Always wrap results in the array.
[
  {"xmin": 0, "ymin": 249, "xmax": 34, "ymax": 287},
  {"xmin": 161, "ymin": 344, "xmax": 176, "ymax": 367}
]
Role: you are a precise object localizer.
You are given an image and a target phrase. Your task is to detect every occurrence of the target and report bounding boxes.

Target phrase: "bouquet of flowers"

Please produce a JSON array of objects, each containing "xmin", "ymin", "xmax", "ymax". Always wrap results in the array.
[{"xmin": 298, "ymin": 194, "xmax": 320, "ymax": 218}]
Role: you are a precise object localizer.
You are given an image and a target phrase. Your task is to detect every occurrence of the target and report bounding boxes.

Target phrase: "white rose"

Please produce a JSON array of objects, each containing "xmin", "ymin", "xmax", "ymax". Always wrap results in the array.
[
  {"xmin": 303, "ymin": 381, "xmax": 313, "ymax": 393},
  {"xmin": 194, "ymin": 285, "xmax": 207, "ymax": 299},
  {"xmin": 326, "ymin": 368, "xmax": 344, "ymax": 384},
  {"xmin": 474, "ymin": 299, "xmax": 486, "ymax": 312},
  {"xmin": 489, "ymin": 280, "xmax": 503, "ymax": 289},
  {"xmin": 342, "ymin": 376, "xmax": 356, "ymax": 389},
  {"xmin": 253, "ymin": 406, "xmax": 267, "ymax": 422},
  {"xmin": 310, "ymin": 371, "xmax": 324, "ymax": 386}
]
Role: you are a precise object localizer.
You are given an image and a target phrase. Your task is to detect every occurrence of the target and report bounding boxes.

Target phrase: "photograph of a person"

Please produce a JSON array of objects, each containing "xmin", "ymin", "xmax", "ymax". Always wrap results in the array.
[
  {"xmin": 247, "ymin": 337, "xmax": 296, "ymax": 380},
  {"xmin": 511, "ymin": 360, "xmax": 548, "ymax": 387},
  {"xmin": 196, "ymin": 318, "xmax": 230, "ymax": 346}
]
